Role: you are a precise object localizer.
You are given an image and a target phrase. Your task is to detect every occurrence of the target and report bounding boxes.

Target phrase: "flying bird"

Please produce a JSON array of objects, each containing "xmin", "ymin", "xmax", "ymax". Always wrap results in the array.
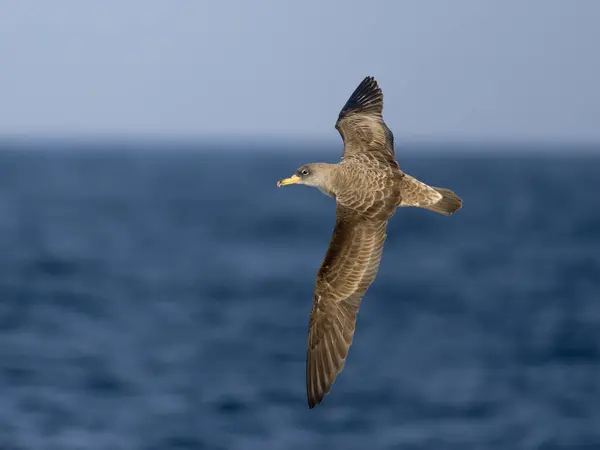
[{"xmin": 277, "ymin": 76, "xmax": 462, "ymax": 408}]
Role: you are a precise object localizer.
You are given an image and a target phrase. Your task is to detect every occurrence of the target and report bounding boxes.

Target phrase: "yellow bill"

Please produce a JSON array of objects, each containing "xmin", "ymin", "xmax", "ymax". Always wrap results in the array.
[{"xmin": 277, "ymin": 174, "xmax": 301, "ymax": 187}]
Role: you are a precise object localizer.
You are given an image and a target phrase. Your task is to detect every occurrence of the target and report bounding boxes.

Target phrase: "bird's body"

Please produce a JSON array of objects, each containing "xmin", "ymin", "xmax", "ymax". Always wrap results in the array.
[{"xmin": 277, "ymin": 76, "xmax": 462, "ymax": 408}]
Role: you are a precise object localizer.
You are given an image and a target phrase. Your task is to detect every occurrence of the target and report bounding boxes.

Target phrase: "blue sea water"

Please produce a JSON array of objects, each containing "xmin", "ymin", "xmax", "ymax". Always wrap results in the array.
[{"xmin": 0, "ymin": 141, "xmax": 599, "ymax": 449}]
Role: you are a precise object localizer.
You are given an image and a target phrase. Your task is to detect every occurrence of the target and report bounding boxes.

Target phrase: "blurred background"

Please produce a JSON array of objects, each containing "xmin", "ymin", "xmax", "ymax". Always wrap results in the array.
[{"xmin": 1, "ymin": 1, "xmax": 599, "ymax": 449}]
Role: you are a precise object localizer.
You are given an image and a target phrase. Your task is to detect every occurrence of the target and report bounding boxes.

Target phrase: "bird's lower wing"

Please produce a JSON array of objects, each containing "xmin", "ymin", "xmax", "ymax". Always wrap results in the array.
[{"xmin": 307, "ymin": 209, "xmax": 388, "ymax": 408}]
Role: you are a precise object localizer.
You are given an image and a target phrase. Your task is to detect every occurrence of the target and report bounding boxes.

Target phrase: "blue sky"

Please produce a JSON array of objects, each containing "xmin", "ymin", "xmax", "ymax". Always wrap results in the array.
[{"xmin": 1, "ymin": 1, "xmax": 599, "ymax": 143}]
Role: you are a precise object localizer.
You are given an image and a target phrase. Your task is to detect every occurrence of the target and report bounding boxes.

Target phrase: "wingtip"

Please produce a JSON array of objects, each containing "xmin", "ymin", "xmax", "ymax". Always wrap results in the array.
[
  {"xmin": 356, "ymin": 76, "xmax": 380, "ymax": 95},
  {"xmin": 307, "ymin": 395, "xmax": 321, "ymax": 409},
  {"xmin": 337, "ymin": 75, "xmax": 383, "ymax": 122},
  {"xmin": 307, "ymin": 384, "xmax": 322, "ymax": 409},
  {"xmin": 362, "ymin": 75, "xmax": 377, "ymax": 86}
]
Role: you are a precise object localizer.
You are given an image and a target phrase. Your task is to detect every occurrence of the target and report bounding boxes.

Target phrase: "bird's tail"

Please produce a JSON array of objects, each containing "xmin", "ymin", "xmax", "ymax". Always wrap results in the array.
[
  {"xmin": 396, "ymin": 174, "xmax": 462, "ymax": 216},
  {"xmin": 423, "ymin": 187, "xmax": 462, "ymax": 216}
]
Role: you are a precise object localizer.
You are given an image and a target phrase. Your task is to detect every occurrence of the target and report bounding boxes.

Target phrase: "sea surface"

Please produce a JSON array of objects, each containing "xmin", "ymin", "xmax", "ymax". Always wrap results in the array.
[{"xmin": 0, "ymin": 140, "xmax": 599, "ymax": 449}]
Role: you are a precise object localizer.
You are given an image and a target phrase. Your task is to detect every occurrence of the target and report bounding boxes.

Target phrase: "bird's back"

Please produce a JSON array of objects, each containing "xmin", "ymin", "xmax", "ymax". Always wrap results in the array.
[{"xmin": 333, "ymin": 156, "xmax": 403, "ymax": 221}]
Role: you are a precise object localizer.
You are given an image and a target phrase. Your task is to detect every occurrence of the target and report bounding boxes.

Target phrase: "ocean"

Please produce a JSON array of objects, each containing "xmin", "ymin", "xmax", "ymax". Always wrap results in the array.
[{"xmin": 0, "ymin": 140, "xmax": 599, "ymax": 449}]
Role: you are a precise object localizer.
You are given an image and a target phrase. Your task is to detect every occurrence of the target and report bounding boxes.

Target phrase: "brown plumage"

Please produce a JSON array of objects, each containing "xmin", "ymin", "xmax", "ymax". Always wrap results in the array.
[{"xmin": 277, "ymin": 76, "xmax": 462, "ymax": 408}]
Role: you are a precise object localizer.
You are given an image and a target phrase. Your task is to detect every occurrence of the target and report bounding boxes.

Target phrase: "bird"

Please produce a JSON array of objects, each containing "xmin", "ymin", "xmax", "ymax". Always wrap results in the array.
[{"xmin": 277, "ymin": 76, "xmax": 462, "ymax": 409}]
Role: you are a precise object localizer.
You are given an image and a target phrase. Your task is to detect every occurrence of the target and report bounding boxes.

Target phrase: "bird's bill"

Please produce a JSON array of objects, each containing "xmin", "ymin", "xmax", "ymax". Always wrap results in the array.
[{"xmin": 277, "ymin": 174, "xmax": 301, "ymax": 187}]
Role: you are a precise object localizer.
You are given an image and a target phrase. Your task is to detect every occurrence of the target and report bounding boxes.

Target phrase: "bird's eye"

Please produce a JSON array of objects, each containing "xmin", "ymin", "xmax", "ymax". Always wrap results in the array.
[{"xmin": 301, "ymin": 169, "xmax": 309, "ymax": 176}]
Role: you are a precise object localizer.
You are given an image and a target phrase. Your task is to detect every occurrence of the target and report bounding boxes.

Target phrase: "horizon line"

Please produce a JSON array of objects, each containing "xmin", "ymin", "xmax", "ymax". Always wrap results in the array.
[{"xmin": 0, "ymin": 132, "xmax": 599, "ymax": 154}]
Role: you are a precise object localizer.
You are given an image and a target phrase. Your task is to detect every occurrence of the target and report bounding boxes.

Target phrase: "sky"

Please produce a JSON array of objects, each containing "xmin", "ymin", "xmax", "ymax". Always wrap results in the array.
[{"xmin": 0, "ymin": 0, "xmax": 599, "ymax": 143}]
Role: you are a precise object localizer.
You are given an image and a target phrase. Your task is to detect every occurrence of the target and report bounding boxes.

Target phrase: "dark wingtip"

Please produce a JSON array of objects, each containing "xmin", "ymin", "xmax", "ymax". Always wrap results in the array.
[
  {"xmin": 337, "ymin": 76, "xmax": 383, "ymax": 122},
  {"xmin": 308, "ymin": 394, "xmax": 321, "ymax": 409},
  {"xmin": 307, "ymin": 379, "xmax": 321, "ymax": 409}
]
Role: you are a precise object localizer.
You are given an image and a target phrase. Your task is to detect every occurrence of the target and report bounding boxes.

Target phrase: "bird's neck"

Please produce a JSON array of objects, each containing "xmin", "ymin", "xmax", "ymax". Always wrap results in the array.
[{"xmin": 314, "ymin": 163, "xmax": 339, "ymax": 198}]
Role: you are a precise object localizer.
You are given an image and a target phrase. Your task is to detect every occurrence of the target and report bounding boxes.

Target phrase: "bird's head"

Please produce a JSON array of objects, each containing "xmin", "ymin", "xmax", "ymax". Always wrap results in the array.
[{"xmin": 277, "ymin": 163, "xmax": 334, "ymax": 190}]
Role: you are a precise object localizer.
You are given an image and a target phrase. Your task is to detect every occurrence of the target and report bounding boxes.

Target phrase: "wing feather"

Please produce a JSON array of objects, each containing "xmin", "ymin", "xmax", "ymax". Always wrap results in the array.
[
  {"xmin": 306, "ymin": 206, "xmax": 388, "ymax": 408},
  {"xmin": 335, "ymin": 76, "xmax": 396, "ymax": 164}
]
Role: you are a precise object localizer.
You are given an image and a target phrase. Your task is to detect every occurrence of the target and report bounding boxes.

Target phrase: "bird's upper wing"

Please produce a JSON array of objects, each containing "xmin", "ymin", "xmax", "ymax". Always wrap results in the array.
[
  {"xmin": 335, "ymin": 76, "xmax": 397, "ymax": 166},
  {"xmin": 306, "ymin": 205, "xmax": 388, "ymax": 408}
]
